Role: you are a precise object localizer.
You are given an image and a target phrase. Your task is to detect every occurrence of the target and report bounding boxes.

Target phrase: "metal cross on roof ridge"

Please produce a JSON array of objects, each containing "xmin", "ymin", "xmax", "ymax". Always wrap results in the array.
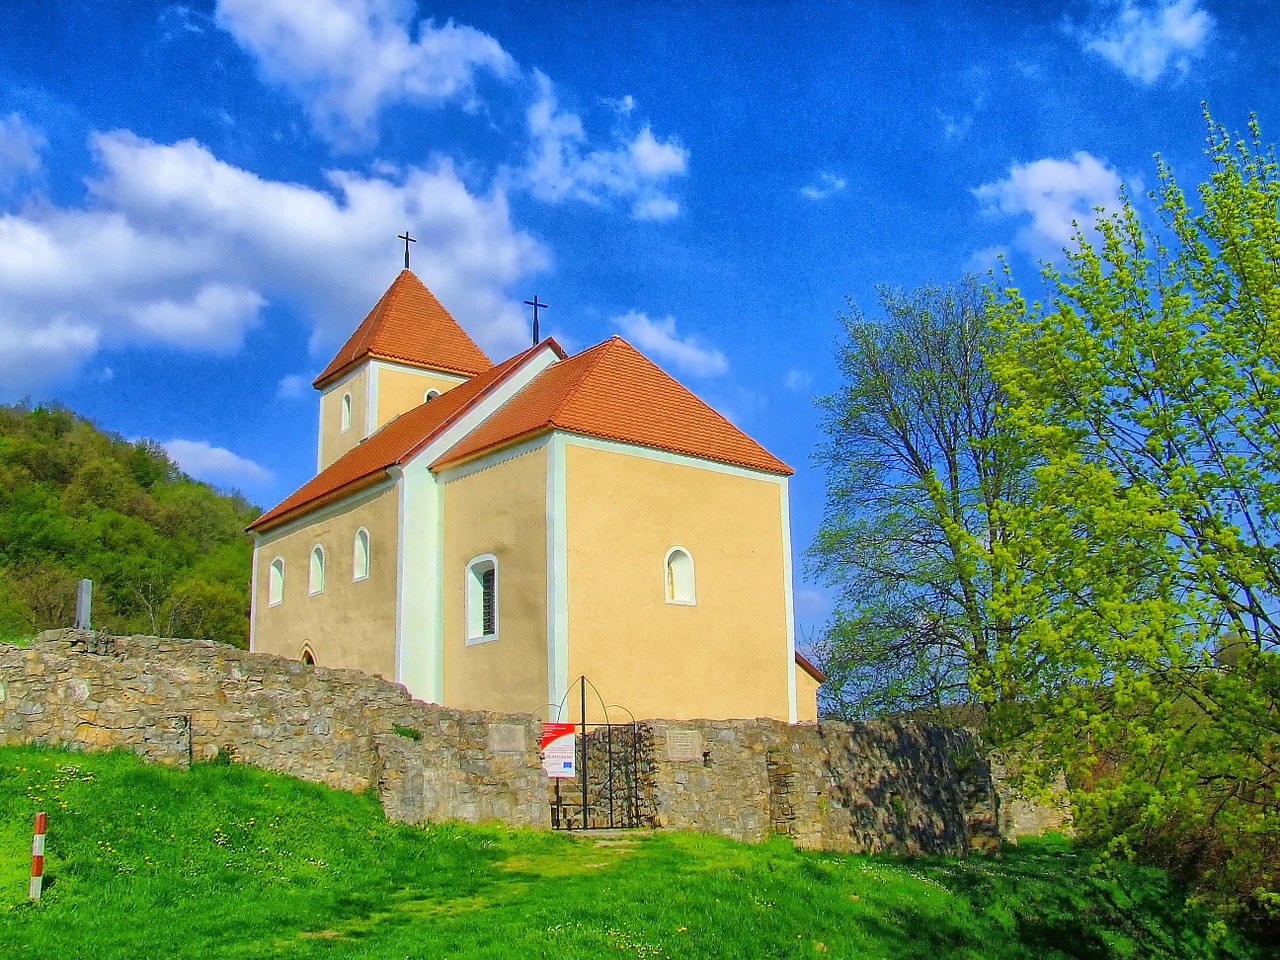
[
  {"xmin": 524, "ymin": 294, "xmax": 548, "ymax": 346},
  {"xmin": 398, "ymin": 230, "xmax": 416, "ymax": 270}
]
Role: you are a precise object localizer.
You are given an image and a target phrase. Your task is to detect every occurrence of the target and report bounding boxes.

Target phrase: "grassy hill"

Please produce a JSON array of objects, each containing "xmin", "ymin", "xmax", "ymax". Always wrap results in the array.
[
  {"xmin": 0, "ymin": 403, "xmax": 258, "ymax": 646},
  {"xmin": 0, "ymin": 745, "xmax": 1264, "ymax": 960}
]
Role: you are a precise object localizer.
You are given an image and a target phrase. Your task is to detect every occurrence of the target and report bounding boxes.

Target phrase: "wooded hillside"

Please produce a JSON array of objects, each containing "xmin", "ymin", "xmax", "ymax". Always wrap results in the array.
[{"xmin": 0, "ymin": 402, "xmax": 258, "ymax": 646}]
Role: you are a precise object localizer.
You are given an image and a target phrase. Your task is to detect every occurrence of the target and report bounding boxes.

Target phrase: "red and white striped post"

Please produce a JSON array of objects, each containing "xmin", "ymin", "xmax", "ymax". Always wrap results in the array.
[{"xmin": 29, "ymin": 812, "xmax": 47, "ymax": 901}]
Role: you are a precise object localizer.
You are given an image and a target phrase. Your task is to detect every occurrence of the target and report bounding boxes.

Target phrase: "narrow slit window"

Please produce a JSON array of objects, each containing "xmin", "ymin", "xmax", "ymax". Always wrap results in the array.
[
  {"xmin": 301, "ymin": 647, "xmax": 316, "ymax": 665},
  {"xmin": 340, "ymin": 393, "xmax": 352, "ymax": 432},
  {"xmin": 466, "ymin": 555, "xmax": 498, "ymax": 642},
  {"xmin": 268, "ymin": 558, "xmax": 284, "ymax": 606},
  {"xmin": 310, "ymin": 545, "xmax": 325, "ymax": 595},
  {"xmin": 353, "ymin": 528, "xmax": 370, "ymax": 581},
  {"xmin": 665, "ymin": 547, "xmax": 696, "ymax": 604}
]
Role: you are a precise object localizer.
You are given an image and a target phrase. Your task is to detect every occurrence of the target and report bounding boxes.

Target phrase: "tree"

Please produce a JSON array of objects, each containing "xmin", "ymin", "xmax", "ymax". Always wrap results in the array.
[
  {"xmin": 0, "ymin": 402, "xmax": 258, "ymax": 647},
  {"xmin": 810, "ymin": 278, "xmax": 1031, "ymax": 718},
  {"xmin": 986, "ymin": 113, "xmax": 1280, "ymax": 924}
]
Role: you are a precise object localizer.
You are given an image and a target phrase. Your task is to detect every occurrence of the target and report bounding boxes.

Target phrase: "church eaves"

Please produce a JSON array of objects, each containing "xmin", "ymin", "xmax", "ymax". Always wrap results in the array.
[
  {"xmin": 312, "ymin": 270, "xmax": 493, "ymax": 389},
  {"xmin": 430, "ymin": 336, "xmax": 793, "ymax": 476}
]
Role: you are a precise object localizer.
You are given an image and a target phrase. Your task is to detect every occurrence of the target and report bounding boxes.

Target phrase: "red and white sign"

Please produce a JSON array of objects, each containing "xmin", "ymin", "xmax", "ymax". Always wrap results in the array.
[{"xmin": 540, "ymin": 722, "xmax": 577, "ymax": 779}]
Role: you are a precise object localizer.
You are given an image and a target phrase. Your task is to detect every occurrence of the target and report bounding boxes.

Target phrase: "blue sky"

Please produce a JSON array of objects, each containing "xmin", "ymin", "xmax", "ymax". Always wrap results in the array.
[{"xmin": 0, "ymin": 0, "xmax": 1271, "ymax": 641}]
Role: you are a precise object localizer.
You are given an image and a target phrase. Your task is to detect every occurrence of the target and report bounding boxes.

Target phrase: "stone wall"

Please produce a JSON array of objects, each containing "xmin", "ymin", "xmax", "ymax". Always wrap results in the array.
[
  {"xmin": 643, "ymin": 718, "xmax": 999, "ymax": 856},
  {"xmin": 990, "ymin": 754, "xmax": 1074, "ymax": 838},
  {"xmin": 0, "ymin": 631, "xmax": 1037, "ymax": 855},
  {"xmin": 0, "ymin": 631, "xmax": 547, "ymax": 828}
]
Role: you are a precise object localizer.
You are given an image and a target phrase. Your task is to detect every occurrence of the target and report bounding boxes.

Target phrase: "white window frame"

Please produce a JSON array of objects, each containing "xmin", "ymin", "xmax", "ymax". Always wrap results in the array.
[
  {"xmin": 268, "ymin": 557, "xmax": 285, "ymax": 606},
  {"xmin": 340, "ymin": 392, "xmax": 352, "ymax": 432},
  {"xmin": 664, "ymin": 546, "xmax": 696, "ymax": 605},
  {"xmin": 309, "ymin": 545, "xmax": 326, "ymax": 596},
  {"xmin": 465, "ymin": 554, "xmax": 499, "ymax": 644},
  {"xmin": 353, "ymin": 527, "xmax": 370, "ymax": 582}
]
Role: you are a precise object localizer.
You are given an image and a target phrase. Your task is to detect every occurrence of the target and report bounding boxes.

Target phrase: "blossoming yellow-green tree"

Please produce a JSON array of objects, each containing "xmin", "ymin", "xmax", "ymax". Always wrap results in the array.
[{"xmin": 987, "ymin": 113, "xmax": 1280, "ymax": 925}]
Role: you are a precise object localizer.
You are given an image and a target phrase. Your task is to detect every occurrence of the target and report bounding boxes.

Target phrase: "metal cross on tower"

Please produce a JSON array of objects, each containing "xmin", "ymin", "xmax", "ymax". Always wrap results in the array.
[
  {"xmin": 398, "ymin": 230, "xmax": 416, "ymax": 269},
  {"xmin": 524, "ymin": 294, "xmax": 548, "ymax": 345}
]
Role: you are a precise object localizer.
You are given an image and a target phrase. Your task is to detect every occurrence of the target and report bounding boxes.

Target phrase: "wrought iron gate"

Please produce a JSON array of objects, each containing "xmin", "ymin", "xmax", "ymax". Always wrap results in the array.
[{"xmin": 551, "ymin": 722, "xmax": 651, "ymax": 830}]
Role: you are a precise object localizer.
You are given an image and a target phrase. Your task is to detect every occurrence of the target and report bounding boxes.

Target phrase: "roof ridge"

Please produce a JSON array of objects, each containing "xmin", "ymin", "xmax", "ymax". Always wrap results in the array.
[
  {"xmin": 355, "ymin": 271, "xmax": 409, "ymax": 358},
  {"xmin": 353, "ymin": 277, "xmax": 399, "ymax": 357},
  {"xmin": 545, "ymin": 338, "xmax": 618, "ymax": 428}
]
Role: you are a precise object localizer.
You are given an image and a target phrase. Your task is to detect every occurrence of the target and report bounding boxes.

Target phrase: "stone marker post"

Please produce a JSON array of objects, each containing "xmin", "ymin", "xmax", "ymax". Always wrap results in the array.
[{"xmin": 75, "ymin": 579, "xmax": 92, "ymax": 630}]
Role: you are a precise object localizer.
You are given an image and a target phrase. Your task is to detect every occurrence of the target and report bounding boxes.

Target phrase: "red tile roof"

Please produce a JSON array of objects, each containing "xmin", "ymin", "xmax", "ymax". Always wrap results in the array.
[
  {"xmin": 313, "ymin": 270, "xmax": 492, "ymax": 389},
  {"xmin": 431, "ymin": 336, "xmax": 792, "ymax": 475},
  {"xmin": 250, "ymin": 343, "xmax": 554, "ymax": 532},
  {"xmin": 795, "ymin": 651, "xmax": 826, "ymax": 683}
]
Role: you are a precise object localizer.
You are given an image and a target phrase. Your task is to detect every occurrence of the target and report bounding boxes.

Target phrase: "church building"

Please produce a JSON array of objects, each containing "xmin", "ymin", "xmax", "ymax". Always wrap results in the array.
[{"xmin": 247, "ymin": 269, "xmax": 822, "ymax": 723}]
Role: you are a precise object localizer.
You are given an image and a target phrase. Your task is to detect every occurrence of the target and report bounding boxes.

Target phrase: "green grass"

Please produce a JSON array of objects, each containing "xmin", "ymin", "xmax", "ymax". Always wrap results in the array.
[{"xmin": 0, "ymin": 745, "xmax": 1264, "ymax": 959}]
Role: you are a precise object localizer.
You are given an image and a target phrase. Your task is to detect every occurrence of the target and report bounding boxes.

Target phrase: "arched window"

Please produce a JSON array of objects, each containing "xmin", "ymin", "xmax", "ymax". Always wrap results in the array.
[
  {"xmin": 309, "ymin": 545, "xmax": 325, "ymax": 595},
  {"xmin": 465, "ymin": 555, "xmax": 498, "ymax": 642},
  {"xmin": 665, "ymin": 547, "xmax": 696, "ymax": 605},
  {"xmin": 353, "ymin": 528, "xmax": 370, "ymax": 581},
  {"xmin": 424, "ymin": 389, "xmax": 441, "ymax": 402},
  {"xmin": 300, "ymin": 646, "xmax": 316, "ymax": 665},
  {"xmin": 340, "ymin": 393, "xmax": 352, "ymax": 432},
  {"xmin": 268, "ymin": 558, "xmax": 284, "ymax": 606}
]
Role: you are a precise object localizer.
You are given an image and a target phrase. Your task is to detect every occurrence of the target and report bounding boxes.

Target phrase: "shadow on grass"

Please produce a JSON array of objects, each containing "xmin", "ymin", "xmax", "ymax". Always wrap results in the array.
[{"xmin": 912, "ymin": 838, "xmax": 1243, "ymax": 959}]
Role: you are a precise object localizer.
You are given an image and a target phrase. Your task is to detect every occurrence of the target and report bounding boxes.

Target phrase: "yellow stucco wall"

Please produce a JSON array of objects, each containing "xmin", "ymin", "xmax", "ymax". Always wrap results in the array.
[
  {"xmin": 795, "ymin": 666, "xmax": 820, "ymax": 723},
  {"xmin": 441, "ymin": 446, "xmax": 548, "ymax": 714},
  {"xmin": 252, "ymin": 484, "xmax": 399, "ymax": 679},
  {"xmin": 375, "ymin": 364, "xmax": 468, "ymax": 429},
  {"xmin": 564, "ymin": 443, "xmax": 792, "ymax": 722},
  {"xmin": 318, "ymin": 366, "xmax": 370, "ymax": 470}
]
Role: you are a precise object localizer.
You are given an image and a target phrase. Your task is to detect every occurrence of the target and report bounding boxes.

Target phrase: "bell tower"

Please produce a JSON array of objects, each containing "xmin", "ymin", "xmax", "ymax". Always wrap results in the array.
[{"xmin": 312, "ymin": 270, "xmax": 492, "ymax": 471}]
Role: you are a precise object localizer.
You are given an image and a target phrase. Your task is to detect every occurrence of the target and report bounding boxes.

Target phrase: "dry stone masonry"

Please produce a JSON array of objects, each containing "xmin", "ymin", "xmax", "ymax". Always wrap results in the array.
[
  {"xmin": 0, "ymin": 631, "xmax": 546, "ymax": 827},
  {"xmin": 642, "ymin": 717, "xmax": 1002, "ymax": 855},
  {"xmin": 0, "ymin": 631, "xmax": 1059, "ymax": 854}
]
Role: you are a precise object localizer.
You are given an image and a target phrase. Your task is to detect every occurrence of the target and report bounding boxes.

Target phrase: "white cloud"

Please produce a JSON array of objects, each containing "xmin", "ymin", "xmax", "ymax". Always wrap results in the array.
[
  {"xmin": 972, "ymin": 151, "xmax": 1124, "ymax": 259},
  {"xmin": 800, "ymin": 172, "xmax": 846, "ymax": 201},
  {"xmin": 0, "ymin": 130, "xmax": 548, "ymax": 396},
  {"xmin": 159, "ymin": 4, "xmax": 207, "ymax": 40},
  {"xmin": 632, "ymin": 196, "xmax": 680, "ymax": 221},
  {"xmin": 628, "ymin": 126, "xmax": 688, "ymax": 177},
  {"xmin": 0, "ymin": 113, "xmax": 45, "ymax": 190},
  {"xmin": 1080, "ymin": 0, "xmax": 1212, "ymax": 84},
  {"xmin": 604, "ymin": 94, "xmax": 635, "ymax": 115},
  {"xmin": 276, "ymin": 374, "xmax": 310, "ymax": 399},
  {"xmin": 937, "ymin": 111, "xmax": 973, "ymax": 141},
  {"xmin": 215, "ymin": 0, "xmax": 514, "ymax": 147},
  {"xmin": 0, "ymin": 316, "xmax": 99, "ymax": 391},
  {"xmin": 784, "ymin": 369, "xmax": 813, "ymax": 392},
  {"xmin": 614, "ymin": 311, "xmax": 728, "ymax": 378},
  {"xmin": 163, "ymin": 439, "xmax": 273, "ymax": 485},
  {"xmin": 128, "ymin": 283, "xmax": 266, "ymax": 350},
  {"xmin": 525, "ymin": 73, "xmax": 688, "ymax": 220},
  {"xmin": 965, "ymin": 245, "xmax": 1008, "ymax": 275}
]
